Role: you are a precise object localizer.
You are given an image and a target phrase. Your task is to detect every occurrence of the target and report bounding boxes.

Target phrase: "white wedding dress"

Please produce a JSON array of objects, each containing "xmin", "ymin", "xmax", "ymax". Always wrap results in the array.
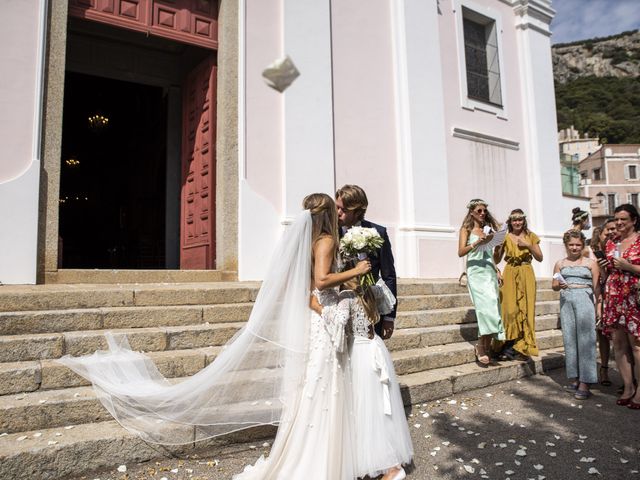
[
  {"xmin": 338, "ymin": 290, "xmax": 414, "ymax": 478},
  {"xmin": 234, "ymin": 288, "xmax": 356, "ymax": 479}
]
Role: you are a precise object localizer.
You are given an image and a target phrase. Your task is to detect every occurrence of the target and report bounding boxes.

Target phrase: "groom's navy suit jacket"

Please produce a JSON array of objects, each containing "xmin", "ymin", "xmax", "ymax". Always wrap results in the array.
[{"xmin": 341, "ymin": 219, "xmax": 397, "ymax": 336}]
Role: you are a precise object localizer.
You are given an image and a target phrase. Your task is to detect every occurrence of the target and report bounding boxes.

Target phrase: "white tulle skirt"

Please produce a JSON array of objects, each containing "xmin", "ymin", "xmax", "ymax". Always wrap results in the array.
[{"xmin": 349, "ymin": 335, "xmax": 414, "ymax": 478}]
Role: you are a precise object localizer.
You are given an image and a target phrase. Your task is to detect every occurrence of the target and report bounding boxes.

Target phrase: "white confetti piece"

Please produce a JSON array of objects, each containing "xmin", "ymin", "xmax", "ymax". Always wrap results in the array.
[
  {"xmin": 515, "ymin": 460, "xmax": 521, "ymax": 466},
  {"xmin": 249, "ymin": 445, "xmax": 257, "ymax": 449},
  {"xmin": 17, "ymin": 436, "xmax": 27, "ymax": 441},
  {"xmin": 588, "ymin": 467, "xmax": 601, "ymax": 475},
  {"xmin": 495, "ymin": 462, "xmax": 504, "ymax": 466},
  {"xmin": 580, "ymin": 457, "xmax": 595, "ymax": 463},
  {"xmin": 32, "ymin": 433, "xmax": 42, "ymax": 438},
  {"xmin": 579, "ymin": 435, "xmax": 588, "ymax": 439},
  {"xmin": 506, "ymin": 470, "xmax": 515, "ymax": 475},
  {"xmin": 422, "ymin": 413, "xmax": 430, "ymax": 418},
  {"xmin": 574, "ymin": 449, "xmax": 582, "ymax": 453},
  {"xmin": 464, "ymin": 465, "xmax": 475, "ymax": 473},
  {"xmin": 534, "ymin": 464, "xmax": 544, "ymax": 470},
  {"xmin": 508, "ymin": 439, "xmax": 516, "ymax": 443},
  {"xmin": 117, "ymin": 465, "xmax": 127, "ymax": 473},
  {"xmin": 546, "ymin": 442, "xmax": 555, "ymax": 447},
  {"xmin": 64, "ymin": 426, "xmax": 74, "ymax": 430},
  {"xmin": 549, "ymin": 414, "xmax": 554, "ymax": 418},
  {"xmin": 621, "ymin": 459, "xmax": 629, "ymax": 464},
  {"xmin": 442, "ymin": 441, "xmax": 450, "ymax": 446},
  {"xmin": 47, "ymin": 441, "xmax": 57, "ymax": 445},
  {"xmin": 262, "ymin": 442, "xmax": 270, "ymax": 447},
  {"xmin": 448, "ymin": 400, "xmax": 457, "ymax": 405},
  {"xmin": 38, "ymin": 400, "xmax": 47, "ymax": 404},
  {"xmin": 516, "ymin": 449, "xmax": 527, "ymax": 457},
  {"xmin": 529, "ymin": 439, "xmax": 537, "ymax": 444},
  {"xmin": 499, "ymin": 443, "xmax": 508, "ymax": 448},
  {"xmin": 485, "ymin": 393, "xmax": 493, "ymax": 397},
  {"xmin": 472, "ymin": 458, "xmax": 480, "ymax": 464},
  {"xmin": 478, "ymin": 442, "xmax": 486, "ymax": 449},
  {"xmin": 414, "ymin": 424, "xmax": 421, "ymax": 429},
  {"xmin": 548, "ymin": 452, "xmax": 557, "ymax": 457},
  {"xmin": 451, "ymin": 422, "xmax": 458, "ymax": 427},
  {"xmin": 430, "ymin": 451, "xmax": 437, "ymax": 456},
  {"xmin": 554, "ymin": 435, "xmax": 560, "ymax": 440},
  {"xmin": 456, "ymin": 458, "xmax": 464, "ymax": 463},
  {"xmin": 171, "ymin": 468, "xmax": 179, "ymax": 473}
]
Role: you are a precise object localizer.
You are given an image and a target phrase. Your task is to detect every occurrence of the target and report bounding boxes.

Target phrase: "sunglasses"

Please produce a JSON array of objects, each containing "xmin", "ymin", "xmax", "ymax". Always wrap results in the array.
[{"xmin": 474, "ymin": 209, "xmax": 486, "ymax": 214}]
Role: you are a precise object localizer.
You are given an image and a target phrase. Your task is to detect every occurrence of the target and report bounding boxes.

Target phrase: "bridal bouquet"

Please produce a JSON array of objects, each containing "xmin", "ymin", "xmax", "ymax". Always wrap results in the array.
[{"xmin": 339, "ymin": 226, "xmax": 384, "ymax": 286}]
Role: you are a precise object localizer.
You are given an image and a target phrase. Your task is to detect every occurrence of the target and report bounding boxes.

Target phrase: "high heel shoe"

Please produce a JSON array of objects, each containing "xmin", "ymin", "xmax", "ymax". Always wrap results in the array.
[
  {"xmin": 384, "ymin": 466, "xmax": 406, "ymax": 480},
  {"xmin": 599, "ymin": 366, "xmax": 612, "ymax": 386},
  {"xmin": 617, "ymin": 390, "xmax": 635, "ymax": 406}
]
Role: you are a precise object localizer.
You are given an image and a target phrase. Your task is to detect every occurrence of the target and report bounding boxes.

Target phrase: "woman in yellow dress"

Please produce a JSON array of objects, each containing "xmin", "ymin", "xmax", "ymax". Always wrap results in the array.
[{"xmin": 494, "ymin": 209, "xmax": 543, "ymax": 360}]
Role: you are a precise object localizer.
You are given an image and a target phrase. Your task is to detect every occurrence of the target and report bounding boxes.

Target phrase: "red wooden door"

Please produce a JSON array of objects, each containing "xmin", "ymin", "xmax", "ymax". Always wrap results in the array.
[{"xmin": 180, "ymin": 55, "xmax": 216, "ymax": 269}]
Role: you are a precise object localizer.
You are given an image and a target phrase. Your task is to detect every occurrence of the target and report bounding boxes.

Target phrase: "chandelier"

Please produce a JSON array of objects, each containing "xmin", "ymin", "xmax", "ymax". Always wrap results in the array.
[{"xmin": 88, "ymin": 113, "xmax": 109, "ymax": 132}]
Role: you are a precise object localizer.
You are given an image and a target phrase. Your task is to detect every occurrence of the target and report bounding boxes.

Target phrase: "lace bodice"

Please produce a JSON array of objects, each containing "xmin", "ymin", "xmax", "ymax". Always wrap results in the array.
[{"xmin": 338, "ymin": 291, "xmax": 373, "ymax": 338}]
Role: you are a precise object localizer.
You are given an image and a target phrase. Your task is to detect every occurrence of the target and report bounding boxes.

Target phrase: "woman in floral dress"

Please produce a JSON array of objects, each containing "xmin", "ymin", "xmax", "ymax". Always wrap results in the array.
[{"xmin": 601, "ymin": 204, "xmax": 640, "ymax": 409}]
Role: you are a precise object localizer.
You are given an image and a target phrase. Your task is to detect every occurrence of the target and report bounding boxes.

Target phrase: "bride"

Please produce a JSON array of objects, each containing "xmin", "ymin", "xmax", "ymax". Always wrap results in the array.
[{"xmin": 58, "ymin": 193, "xmax": 384, "ymax": 479}]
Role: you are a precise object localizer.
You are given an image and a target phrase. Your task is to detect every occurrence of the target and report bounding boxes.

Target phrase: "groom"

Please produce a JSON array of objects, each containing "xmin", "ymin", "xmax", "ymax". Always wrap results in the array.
[{"xmin": 336, "ymin": 185, "xmax": 397, "ymax": 339}]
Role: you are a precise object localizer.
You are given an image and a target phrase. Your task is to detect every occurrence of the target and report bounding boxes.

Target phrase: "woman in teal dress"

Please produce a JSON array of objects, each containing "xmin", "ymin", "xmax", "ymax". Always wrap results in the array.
[{"xmin": 458, "ymin": 199, "xmax": 505, "ymax": 366}]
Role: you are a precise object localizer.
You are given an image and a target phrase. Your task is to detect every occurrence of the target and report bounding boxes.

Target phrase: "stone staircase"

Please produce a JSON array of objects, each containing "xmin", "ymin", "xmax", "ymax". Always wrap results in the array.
[{"xmin": 0, "ymin": 279, "xmax": 563, "ymax": 480}]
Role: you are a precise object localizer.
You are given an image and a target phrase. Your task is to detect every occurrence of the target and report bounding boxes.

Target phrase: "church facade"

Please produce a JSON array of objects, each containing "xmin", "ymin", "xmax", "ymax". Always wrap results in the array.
[{"xmin": 0, "ymin": 0, "xmax": 587, "ymax": 284}]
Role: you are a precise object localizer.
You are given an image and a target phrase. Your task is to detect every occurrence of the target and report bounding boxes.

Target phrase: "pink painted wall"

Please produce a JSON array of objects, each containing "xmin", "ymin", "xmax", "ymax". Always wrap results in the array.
[
  {"xmin": 0, "ymin": 0, "xmax": 43, "ymax": 181},
  {"xmin": 331, "ymin": 1, "xmax": 399, "ymax": 226},
  {"xmin": 244, "ymin": 0, "xmax": 284, "ymax": 212},
  {"xmin": 439, "ymin": 1, "xmax": 532, "ymax": 228}
]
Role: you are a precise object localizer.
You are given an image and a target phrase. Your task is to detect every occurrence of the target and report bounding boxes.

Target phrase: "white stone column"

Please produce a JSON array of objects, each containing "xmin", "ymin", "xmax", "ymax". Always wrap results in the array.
[
  {"xmin": 0, "ymin": 0, "xmax": 48, "ymax": 284},
  {"xmin": 390, "ymin": 0, "xmax": 454, "ymax": 277},
  {"xmin": 514, "ymin": 0, "xmax": 566, "ymax": 277},
  {"xmin": 282, "ymin": 0, "xmax": 335, "ymax": 218}
]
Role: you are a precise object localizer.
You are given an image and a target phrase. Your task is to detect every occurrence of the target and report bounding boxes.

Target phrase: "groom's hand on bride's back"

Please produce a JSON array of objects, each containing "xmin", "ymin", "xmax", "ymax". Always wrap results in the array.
[{"xmin": 309, "ymin": 295, "xmax": 323, "ymax": 315}]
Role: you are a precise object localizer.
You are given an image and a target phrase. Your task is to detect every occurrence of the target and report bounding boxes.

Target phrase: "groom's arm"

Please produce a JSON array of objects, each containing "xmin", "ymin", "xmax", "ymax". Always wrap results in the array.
[{"xmin": 378, "ymin": 226, "xmax": 397, "ymax": 339}]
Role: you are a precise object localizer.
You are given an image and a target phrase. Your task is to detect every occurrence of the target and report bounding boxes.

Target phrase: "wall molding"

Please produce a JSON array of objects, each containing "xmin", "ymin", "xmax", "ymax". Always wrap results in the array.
[{"xmin": 452, "ymin": 127, "xmax": 520, "ymax": 150}]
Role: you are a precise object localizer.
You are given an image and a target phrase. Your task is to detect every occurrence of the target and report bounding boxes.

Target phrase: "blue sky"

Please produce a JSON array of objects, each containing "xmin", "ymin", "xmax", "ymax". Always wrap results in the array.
[{"xmin": 551, "ymin": 0, "xmax": 640, "ymax": 44}]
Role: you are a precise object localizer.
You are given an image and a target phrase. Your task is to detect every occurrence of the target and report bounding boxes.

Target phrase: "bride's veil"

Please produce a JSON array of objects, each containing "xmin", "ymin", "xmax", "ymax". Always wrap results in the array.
[{"xmin": 57, "ymin": 210, "xmax": 313, "ymax": 444}]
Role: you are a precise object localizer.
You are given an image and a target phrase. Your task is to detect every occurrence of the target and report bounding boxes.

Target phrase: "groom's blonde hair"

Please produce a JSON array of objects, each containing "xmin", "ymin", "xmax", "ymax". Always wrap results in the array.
[{"xmin": 336, "ymin": 184, "xmax": 368, "ymax": 221}]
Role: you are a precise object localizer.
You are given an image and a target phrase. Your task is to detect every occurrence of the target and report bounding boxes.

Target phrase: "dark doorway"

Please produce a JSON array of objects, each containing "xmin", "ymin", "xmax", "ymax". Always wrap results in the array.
[{"xmin": 59, "ymin": 72, "xmax": 167, "ymax": 268}]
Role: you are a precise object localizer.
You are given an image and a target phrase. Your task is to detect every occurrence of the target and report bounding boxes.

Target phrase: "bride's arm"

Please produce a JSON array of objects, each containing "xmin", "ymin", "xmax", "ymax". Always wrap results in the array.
[{"xmin": 313, "ymin": 236, "xmax": 371, "ymax": 290}]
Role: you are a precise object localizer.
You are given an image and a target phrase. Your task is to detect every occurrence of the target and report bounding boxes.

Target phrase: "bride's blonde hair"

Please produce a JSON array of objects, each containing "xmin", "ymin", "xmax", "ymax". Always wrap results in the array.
[{"xmin": 303, "ymin": 193, "xmax": 339, "ymax": 275}]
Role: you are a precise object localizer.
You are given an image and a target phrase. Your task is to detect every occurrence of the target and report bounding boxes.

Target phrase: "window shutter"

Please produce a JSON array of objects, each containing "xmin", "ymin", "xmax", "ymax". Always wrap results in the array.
[{"xmin": 625, "ymin": 165, "xmax": 630, "ymax": 180}]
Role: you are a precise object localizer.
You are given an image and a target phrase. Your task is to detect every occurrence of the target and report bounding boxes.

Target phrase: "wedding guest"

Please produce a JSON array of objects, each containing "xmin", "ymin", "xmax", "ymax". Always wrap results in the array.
[
  {"xmin": 600, "ymin": 204, "xmax": 640, "ymax": 409},
  {"xmin": 458, "ymin": 199, "xmax": 505, "ymax": 367},
  {"xmin": 589, "ymin": 218, "xmax": 616, "ymax": 386},
  {"xmin": 311, "ymin": 276, "xmax": 413, "ymax": 480},
  {"xmin": 571, "ymin": 207, "xmax": 591, "ymax": 232},
  {"xmin": 336, "ymin": 185, "xmax": 397, "ymax": 339},
  {"xmin": 552, "ymin": 230, "xmax": 600, "ymax": 400},
  {"xmin": 494, "ymin": 209, "xmax": 543, "ymax": 361},
  {"xmin": 571, "ymin": 207, "xmax": 592, "ymax": 257}
]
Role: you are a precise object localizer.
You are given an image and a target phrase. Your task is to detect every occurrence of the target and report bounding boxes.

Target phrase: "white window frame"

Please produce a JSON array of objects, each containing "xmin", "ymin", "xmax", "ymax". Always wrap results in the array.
[
  {"xmin": 628, "ymin": 192, "xmax": 639, "ymax": 208},
  {"xmin": 624, "ymin": 163, "xmax": 639, "ymax": 181},
  {"xmin": 453, "ymin": 0, "xmax": 509, "ymax": 119}
]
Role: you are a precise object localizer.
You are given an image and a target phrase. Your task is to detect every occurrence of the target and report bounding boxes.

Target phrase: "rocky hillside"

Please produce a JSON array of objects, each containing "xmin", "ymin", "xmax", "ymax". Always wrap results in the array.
[{"xmin": 552, "ymin": 30, "xmax": 640, "ymax": 84}]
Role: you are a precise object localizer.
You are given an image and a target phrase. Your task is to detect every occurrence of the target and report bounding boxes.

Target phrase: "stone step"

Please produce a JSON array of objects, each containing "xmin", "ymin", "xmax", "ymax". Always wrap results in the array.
[
  {"xmin": 0, "ymin": 347, "xmax": 565, "ymax": 480},
  {"xmin": 0, "ymin": 322, "xmax": 562, "ymax": 433},
  {"xmin": 397, "ymin": 289, "xmax": 557, "ymax": 312},
  {"xmin": 395, "ymin": 300, "xmax": 559, "ymax": 329},
  {"xmin": 0, "ymin": 290, "xmax": 558, "ymax": 336},
  {"xmin": 0, "ymin": 322, "xmax": 564, "ymax": 395},
  {"xmin": 0, "ymin": 282, "xmax": 261, "ymax": 313},
  {"xmin": 0, "ymin": 303, "xmax": 255, "ymax": 336},
  {"xmin": 0, "ymin": 280, "xmax": 555, "ymax": 313},
  {"xmin": 0, "ymin": 322, "xmax": 245, "ymax": 362},
  {"xmin": 0, "ymin": 311, "xmax": 560, "ymax": 363},
  {"xmin": 44, "ymin": 269, "xmax": 238, "ymax": 284}
]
